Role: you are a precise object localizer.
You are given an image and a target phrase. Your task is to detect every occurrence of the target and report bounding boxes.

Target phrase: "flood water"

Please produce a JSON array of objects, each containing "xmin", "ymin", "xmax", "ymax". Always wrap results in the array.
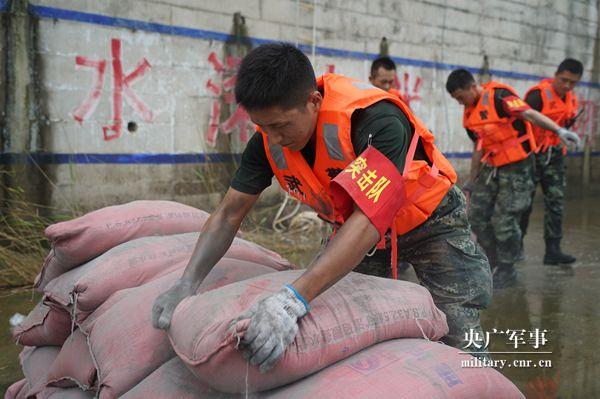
[
  {"xmin": 0, "ymin": 188, "xmax": 598, "ymax": 397},
  {"xmin": 480, "ymin": 188, "xmax": 600, "ymax": 397},
  {"xmin": 0, "ymin": 290, "xmax": 40, "ymax": 394}
]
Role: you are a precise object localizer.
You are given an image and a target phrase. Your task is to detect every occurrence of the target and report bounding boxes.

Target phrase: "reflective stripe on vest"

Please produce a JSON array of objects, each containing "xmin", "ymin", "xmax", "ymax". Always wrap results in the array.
[
  {"xmin": 268, "ymin": 139, "xmax": 288, "ymax": 170},
  {"xmin": 323, "ymin": 123, "xmax": 344, "ymax": 161}
]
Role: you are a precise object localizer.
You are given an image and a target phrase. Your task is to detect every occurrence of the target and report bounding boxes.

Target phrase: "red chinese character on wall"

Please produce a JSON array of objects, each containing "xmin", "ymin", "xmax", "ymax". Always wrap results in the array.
[
  {"xmin": 393, "ymin": 72, "xmax": 422, "ymax": 107},
  {"xmin": 71, "ymin": 38, "xmax": 154, "ymax": 141},
  {"xmin": 205, "ymin": 52, "xmax": 253, "ymax": 147}
]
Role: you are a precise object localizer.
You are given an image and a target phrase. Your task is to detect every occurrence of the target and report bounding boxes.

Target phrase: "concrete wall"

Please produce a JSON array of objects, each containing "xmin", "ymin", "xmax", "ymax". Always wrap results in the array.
[{"xmin": 2, "ymin": 0, "xmax": 599, "ymax": 211}]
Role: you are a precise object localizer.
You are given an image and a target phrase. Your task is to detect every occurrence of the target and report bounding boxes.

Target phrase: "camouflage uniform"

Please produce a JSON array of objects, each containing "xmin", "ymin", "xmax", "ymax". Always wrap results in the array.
[
  {"xmin": 468, "ymin": 155, "xmax": 535, "ymax": 266},
  {"xmin": 520, "ymin": 146, "xmax": 566, "ymax": 242},
  {"xmin": 354, "ymin": 185, "xmax": 493, "ymax": 357}
]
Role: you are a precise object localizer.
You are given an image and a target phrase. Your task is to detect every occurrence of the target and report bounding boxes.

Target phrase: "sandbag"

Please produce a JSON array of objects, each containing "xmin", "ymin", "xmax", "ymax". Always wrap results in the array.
[
  {"xmin": 169, "ymin": 270, "xmax": 449, "ymax": 393},
  {"xmin": 78, "ymin": 259, "xmax": 276, "ymax": 399},
  {"xmin": 36, "ymin": 200, "xmax": 210, "ymax": 290},
  {"xmin": 120, "ymin": 357, "xmax": 235, "ymax": 399},
  {"xmin": 21, "ymin": 346, "xmax": 61, "ymax": 387},
  {"xmin": 13, "ymin": 346, "xmax": 61, "ymax": 398},
  {"xmin": 4, "ymin": 378, "xmax": 26, "ymax": 399},
  {"xmin": 4, "ymin": 378, "xmax": 94, "ymax": 399},
  {"xmin": 43, "ymin": 233, "xmax": 294, "ymax": 318},
  {"xmin": 44, "ymin": 329, "xmax": 97, "ymax": 391},
  {"xmin": 43, "ymin": 234, "xmax": 197, "ymax": 311},
  {"xmin": 43, "ymin": 388, "xmax": 94, "ymax": 399},
  {"xmin": 226, "ymin": 237, "xmax": 293, "ymax": 271},
  {"xmin": 262, "ymin": 339, "xmax": 524, "ymax": 399},
  {"xmin": 12, "ymin": 301, "xmax": 71, "ymax": 346}
]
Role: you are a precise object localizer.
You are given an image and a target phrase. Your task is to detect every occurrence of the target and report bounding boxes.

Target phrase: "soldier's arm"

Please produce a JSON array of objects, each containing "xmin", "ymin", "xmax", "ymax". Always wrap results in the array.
[
  {"xmin": 180, "ymin": 188, "xmax": 259, "ymax": 285},
  {"xmin": 520, "ymin": 109, "xmax": 562, "ymax": 134},
  {"xmin": 498, "ymin": 89, "xmax": 564, "ymax": 136},
  {"xmin": 153, "ymin": 133, "xmax": 271, "ymax": 330},
  {"xmin": 152, "ymin": 188, "xmax": 259, "ymax": 329}
]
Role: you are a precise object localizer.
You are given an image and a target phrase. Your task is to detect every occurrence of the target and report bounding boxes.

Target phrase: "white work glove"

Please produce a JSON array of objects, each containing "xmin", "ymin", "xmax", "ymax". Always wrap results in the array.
[
  {"xmin": 152, "ymin": 279, "xmax": 196, "ymax": 330},
  {"xmin": 556, "ymin": 128, "xmax": 581, "ymax": 150},
  {"xmin": 235, "ymin": 285, "xmax": 309, "ymax": 373}
]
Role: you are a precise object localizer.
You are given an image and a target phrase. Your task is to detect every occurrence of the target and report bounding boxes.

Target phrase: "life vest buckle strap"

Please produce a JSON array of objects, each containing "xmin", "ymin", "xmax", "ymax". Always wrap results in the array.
[{"xmin": 402, "ymin": 132, "xmax": 421, "ymax": 176}]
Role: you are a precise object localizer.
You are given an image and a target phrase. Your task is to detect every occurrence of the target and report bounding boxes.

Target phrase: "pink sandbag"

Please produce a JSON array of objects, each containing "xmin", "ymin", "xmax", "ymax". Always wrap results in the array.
[
  {"xmin": 227, "ymin": 237, "xmax": 293, "ymax": 271},
  {"xmin": 4, "ymin": 379, "xmax": 26, "ymax": 399},
  {"xmin": 23, "ymin": 387, "xmax": 93, "ymax": 399},
  {"xmin": 43, "ymin": 388, "xmax": 93, "ymax": 399},
  {"xmin": 20, "ymin": 346, "xmax": 60, "ymax": 385},
  {"xmin": 44, "ymin": 329, "xmax": 97, "ymax": 391},
  {"xmin": 120, "ymin": 357, "xmax": 236, "ymax": 399},
  {"xmin": 12, "ymin": 301, "xmax": 71, "ymax": 346},
  {"xmin": 36, "ymin": 200, "xmax": 211, "ymax": 290},
  {"xmin": 12, "ymin": 346, "xmax": 61, "ymax": 398},
  {"xmin": 169, "ymin": 271, "xmax": 449, "ymax": 393},
  {"xmin": 262, "ymin": 339, "xmax": 524, "ymax": 399},
  {"xmin": 43, "ymin": 232, "xmax": 294, "ymax": 316},
  {"xmin": 78, "ymin": 259, "xmax": 276, "ymax": 399},
  {"xmin": 42, "ymin": 233, "xmax": 198, "ymax": 311}
]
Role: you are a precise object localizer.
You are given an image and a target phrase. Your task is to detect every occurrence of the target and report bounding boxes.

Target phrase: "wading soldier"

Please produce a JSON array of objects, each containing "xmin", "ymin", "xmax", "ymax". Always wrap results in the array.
[
  {"xmin": 446, "ymin": 69, "xmax": 580, "ymax": 288},
  {"xmin": 519, "ymin": 59, "xmax": 583, "ymax": 265}
]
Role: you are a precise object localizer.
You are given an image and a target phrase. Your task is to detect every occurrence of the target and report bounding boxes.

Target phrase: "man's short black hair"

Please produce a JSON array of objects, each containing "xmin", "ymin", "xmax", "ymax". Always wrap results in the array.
[
  {"xmin": 446, "ymin": 69, "xmax": 476, "ymax": 93},
  {"xmin": 370, "ymin": 56, "xmax": 396, "ymax": 76},
  {"xmin": 557, "ymin": 58, "xmax": 583, "ymax": 76},
  {"xmin": 235, "ymin": 43, "xmax": 317, "ymax": 111}
]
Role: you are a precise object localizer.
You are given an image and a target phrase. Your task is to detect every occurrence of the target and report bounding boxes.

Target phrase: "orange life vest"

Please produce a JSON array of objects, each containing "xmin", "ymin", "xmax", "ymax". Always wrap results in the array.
[
  {"xmin": 260, "ymin": 74, "xmax": 457, "ymax": 236},
  {"xmin": 463, "ymin": 81, "xmax": 537, "ymax": 167},
  {"xmin": 526, "ymin": 78, "xmax": 578, "ymax": 153}
]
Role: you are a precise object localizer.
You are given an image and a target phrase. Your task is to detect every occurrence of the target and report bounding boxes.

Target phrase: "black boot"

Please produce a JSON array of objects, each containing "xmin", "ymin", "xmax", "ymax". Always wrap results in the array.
[
  {"xmin": 543, "ymin": 239, "xmax": 576, "ymax": 265},
  {"xmin": 493, "ymin": 263, "xmax": 517, "ymax": 289}
]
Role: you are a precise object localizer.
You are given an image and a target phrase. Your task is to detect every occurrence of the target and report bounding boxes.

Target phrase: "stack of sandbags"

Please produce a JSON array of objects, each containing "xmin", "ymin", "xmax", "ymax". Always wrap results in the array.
[
  {"xmin": 121, "ymin": 340, "xmax": 525, "ymax": 399},
  {"xmin": 7, "ymin": 200, "xmax": 295, "ymax": 399},
  {"xmin": 7, "ymin": 200, "xmax": 523, "ymax": 398},
  {"xmin": 121, "ymin": 270, "xmax": 523, "ymax": 398}
]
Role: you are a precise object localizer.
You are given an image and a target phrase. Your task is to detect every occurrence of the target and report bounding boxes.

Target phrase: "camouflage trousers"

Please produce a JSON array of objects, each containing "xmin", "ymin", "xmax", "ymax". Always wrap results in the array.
[
  {"xmin": 354, "ymin": 186, "xmax": 492, "ymax": 357},
  {"xmin": 520, "ymin": 146, "xmax": 566, "ymax": 241},
  {"xmin": 469, "ymin": 156, "xmax": 535, "ymax": 266}
]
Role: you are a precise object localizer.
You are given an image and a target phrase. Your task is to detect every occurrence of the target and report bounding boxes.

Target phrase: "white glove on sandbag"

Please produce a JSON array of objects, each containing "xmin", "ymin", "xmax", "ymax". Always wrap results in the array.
[{"xmin": 236, "ymin": 285, "xmax": 309, "ymax": 373}]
